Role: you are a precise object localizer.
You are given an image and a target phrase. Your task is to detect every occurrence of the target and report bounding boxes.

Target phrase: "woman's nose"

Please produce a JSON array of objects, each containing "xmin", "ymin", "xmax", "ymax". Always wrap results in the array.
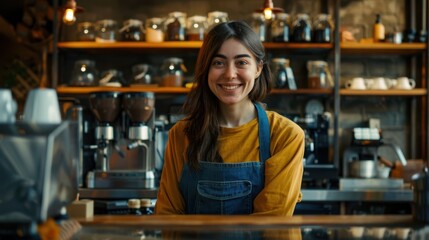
[{"xmin": 224, "ymin": 64, "xmax": 237, "ymax": 79}]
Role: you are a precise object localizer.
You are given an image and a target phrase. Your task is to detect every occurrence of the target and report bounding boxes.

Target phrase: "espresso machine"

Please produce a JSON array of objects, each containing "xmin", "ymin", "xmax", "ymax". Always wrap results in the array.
[
  {"xmin": 86, "ymin": 91, "xmax": 157, "ymax": 189},
  {"xmin": 290, "ymin": 113, "xmax": 338, "ymax": 189}
]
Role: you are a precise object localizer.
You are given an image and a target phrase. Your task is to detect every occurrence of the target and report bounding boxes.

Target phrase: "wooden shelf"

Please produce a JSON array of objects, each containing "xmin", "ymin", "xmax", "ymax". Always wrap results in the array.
[
  {"xmin": 340, "ymin": 42, "xmax": 427, "ymax": 54},
  {"xmin": 56, "ymin": 86, "xmax": 334, "ymax": 95},
  {"xmin": 271, "ymin": 88, "xmax": 333, "ymax": 95},
  {"xmin": 340, "ymin": 88, "xmax": 427, "ymax": 96},
  {"xmin": 56, "ymin": 86, "xmax": 191, "ymax": 94},
  {"xmin": 57, "ymin": 41, "xmax": 333, "ymax": 51}
]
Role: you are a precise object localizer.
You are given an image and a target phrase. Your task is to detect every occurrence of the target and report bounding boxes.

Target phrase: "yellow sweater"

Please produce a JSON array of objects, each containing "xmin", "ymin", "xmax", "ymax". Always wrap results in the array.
[{"xmin": 155, "ymin": 110, "xmax": 305, "ymax": 215}]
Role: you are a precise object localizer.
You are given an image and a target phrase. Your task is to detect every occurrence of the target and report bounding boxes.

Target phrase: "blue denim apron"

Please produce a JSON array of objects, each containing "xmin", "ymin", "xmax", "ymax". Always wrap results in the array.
[{"xmin": 179, "ymin": 102, "xmax": 271, "ymax": 214}]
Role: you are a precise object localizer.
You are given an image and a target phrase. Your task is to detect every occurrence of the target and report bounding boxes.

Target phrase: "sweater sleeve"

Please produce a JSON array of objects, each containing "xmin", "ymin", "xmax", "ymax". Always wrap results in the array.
[
  {"xmin": 252, "ymin": 112, "xmax": 305, "ymax": 216},
  {"xmin": 154, "ymin": 121, "xmax": 187, "ymax": 214}
]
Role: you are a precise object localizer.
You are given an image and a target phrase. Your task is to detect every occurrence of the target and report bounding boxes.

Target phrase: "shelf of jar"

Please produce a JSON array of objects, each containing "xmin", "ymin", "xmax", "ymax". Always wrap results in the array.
[
  {"xmin": 57, "ymin": 41, "xmax": 333, "ymax": 51},
  {"xmin": 341, "ymin": 42, "xmax": 427, "ymax": 54},
  {"xmin": 56, "ymin": 86, "xmax": 334, "ymax": 95},
  {"xmin": 340, "ymin": 88, "xmax": 427, "ymax": 96}
]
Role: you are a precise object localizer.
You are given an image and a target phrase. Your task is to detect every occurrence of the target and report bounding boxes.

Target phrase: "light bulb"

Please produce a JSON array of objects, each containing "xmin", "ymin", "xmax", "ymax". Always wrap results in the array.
[
  {"xmin": 63, "ymin": 8, "xmax": 76, "ymax": 24},
  {"xmin": 263, "ymin": 8, "xmax": 273, "ymax": 20}
]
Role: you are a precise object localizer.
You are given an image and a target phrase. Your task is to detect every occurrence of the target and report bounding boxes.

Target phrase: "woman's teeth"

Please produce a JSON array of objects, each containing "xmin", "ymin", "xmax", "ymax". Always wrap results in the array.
[{"xmin": 222, "ymin": 85, "xmax": 239, "ymax": 90}]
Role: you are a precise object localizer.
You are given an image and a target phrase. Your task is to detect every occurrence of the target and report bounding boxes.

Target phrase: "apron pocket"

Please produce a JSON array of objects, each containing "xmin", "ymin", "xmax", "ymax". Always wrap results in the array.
[{"xmin": 196, "ymin": 180, "xmax": 253, "ymax": 214}]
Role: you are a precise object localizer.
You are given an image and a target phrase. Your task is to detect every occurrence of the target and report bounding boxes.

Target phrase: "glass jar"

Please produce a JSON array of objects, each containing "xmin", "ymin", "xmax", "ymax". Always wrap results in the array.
[
  {"xmin": 291, "ymin": 13, "xmax": 312, "ymax": 42},
  {"xmin": 307, "ymin": 60, "xmax": 333, "ymax": 89},
  {"xmin": 160, "ymin": 57, "xmax": 185, "ymax": 87},
  {"xmin": 186, "ymin": 15, "xmax": 208, "ymax": 41},
  {"xmin": 131, "ymin": 64, "xmax": 154, "ymax": 85},
  {"xmin": 128, "ymin": 199, "xmax": 142, "ymax": 215},
  {"xmin": 77, "ymin": 22, "xmax": 95, "ymax": 41},
  {"xmin": 165, "ymin": 12, "xmax": 187, "ymax": 41},
  {"xmin": 270, "ymin": 58, "xmax": 296, "ymax": 89},
  {"xmin": 120, "ymin": 19, "xmax": 144, "ymax": 41},
  {"xmin": 95, "ymin": 19, "xmax": 118, "ymax": 42},
  {"xmin": 70, "ymin": 60, "xmax": 98, "ymax": 86},
  {"xmin": 99, "ymin": 69, "xmax": 125, "ymax": 87},
  {"xmin": 271, "ymin": 13, "xmax": 291, "ymax": 42},
  {"xmin": 145, "ymin": 17, "xmax": 164, "ymax": 42},
  {"xmin": 207, "ymin": 11, "xmax": 229, "ymax": 30},
  {"xmin": 251, "ymin": 13, "xmax": 267, "ymax": 42},
  {"xmin": 313, "ymin": 14, "xmax": 333, "ymax": 43}
]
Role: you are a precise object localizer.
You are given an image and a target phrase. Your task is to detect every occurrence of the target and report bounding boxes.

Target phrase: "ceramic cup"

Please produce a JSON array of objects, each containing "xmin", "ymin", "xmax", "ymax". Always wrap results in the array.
[
  {"xmin": 345, "ymin": 77, "xmax": 366, "ymax": 90},
  {"xmin": 23, "ymin": 88, "xmax": 62, "ymax": 124},
  {"xmin": 0, "ymin": 88, "xmax": 17, "ymax": 123},
  {"xmin": 392, "ymin": 77, "xmax": 416, "ymax": 90},
  {"xmin": 368, "ymin": 77, "xmax": 392, "ymax": 90}
]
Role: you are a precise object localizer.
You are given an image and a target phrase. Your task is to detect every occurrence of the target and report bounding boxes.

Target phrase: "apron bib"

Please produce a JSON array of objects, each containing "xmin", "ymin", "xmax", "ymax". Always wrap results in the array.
[{"xmin": 179, "ymin": 102, "xmax": 271, "ymax": 214}]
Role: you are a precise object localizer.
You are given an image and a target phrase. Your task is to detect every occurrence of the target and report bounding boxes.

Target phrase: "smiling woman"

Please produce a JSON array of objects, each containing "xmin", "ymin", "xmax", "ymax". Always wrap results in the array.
[{"xmin": 155, "ymin": 21, "xmax": 305, "ymax": 216}]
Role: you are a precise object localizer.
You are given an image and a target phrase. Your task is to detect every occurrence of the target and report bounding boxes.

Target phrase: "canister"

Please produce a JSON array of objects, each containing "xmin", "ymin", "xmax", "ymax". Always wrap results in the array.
[
  {"xmin": 120, "ymin": 19, "xmax": 144, "ymax": 41},
  {"xmin": 186, "ymin": 15, "xmax": 208, "ymax": 41},
  {"xmin": 271, "ymin": 13, "xmax": 291, "ymax": 42},
  {"xmin": 95, "ymin": 19, "xmax": 118, "ymax": 42},
  {"xmin": 77, "ymin": 22, "xmax": 95, "ymax": 41},
  {"xmin": 165, "ymin": 12, "xmax": 186, "ymax": 41},
  {"xmin": 145, "ymin": 18, "xmax": 164, "ymax": 42},
  {"xmin": 160, "ymin": 57, "xmax": 185, "ymax": 87}
]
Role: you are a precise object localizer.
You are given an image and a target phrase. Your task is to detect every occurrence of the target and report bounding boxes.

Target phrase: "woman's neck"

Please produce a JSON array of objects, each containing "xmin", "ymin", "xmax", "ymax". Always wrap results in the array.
[{"xmin": 219, "ymin": 101, "xmax": 256, "ymax": 128}]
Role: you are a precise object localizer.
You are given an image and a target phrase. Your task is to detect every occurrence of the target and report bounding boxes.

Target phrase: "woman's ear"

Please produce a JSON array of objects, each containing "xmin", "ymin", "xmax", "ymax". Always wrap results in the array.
[{"xmin": 255, "ymin": 60, "xmax": 263, "ymax": 79}]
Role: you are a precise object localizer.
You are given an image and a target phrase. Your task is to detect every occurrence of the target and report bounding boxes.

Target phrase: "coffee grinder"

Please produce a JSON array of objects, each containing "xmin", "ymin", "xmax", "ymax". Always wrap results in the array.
[
  {"xmin": 122, "ymin": 91, "xmax": 156, "ymax": 189},
  {"xmin": 88, "ymin": 91, "xmax": 123, "ymax": 172}
]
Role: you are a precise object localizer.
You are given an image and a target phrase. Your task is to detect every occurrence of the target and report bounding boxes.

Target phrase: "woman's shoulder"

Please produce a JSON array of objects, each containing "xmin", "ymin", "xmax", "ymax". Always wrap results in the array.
[
  {"xmin": 266, "ymin": 111, "xmax": 304, "ymax": 136},
  {"xmin": 169, "ymin": 119, "xmax": 188, "ymax": 133}
]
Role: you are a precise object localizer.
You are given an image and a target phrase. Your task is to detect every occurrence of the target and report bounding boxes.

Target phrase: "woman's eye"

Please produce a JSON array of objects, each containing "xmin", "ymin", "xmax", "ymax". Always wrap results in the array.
[
  {"xmin": 212, "ymin": 60, "xmax": 224, "ymax": 66},
  {"xmin": 236, "ymin": 60, "xmax": 249, "ymax": 66}
]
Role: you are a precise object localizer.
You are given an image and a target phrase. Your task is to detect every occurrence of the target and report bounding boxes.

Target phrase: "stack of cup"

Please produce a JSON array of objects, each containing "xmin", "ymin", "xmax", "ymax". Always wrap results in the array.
[
  {"xmin": 23, "ymin": 88, "xmax": 62, "ymax": 124},
  {"xmin": 0, "ymin": 89, "xmax": 17, "ymax": 123}
]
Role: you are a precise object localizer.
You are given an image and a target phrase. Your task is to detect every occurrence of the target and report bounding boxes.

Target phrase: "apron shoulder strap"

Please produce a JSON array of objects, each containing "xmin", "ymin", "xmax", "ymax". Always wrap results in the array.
[{"xmin": 255, "ymin": 102, "xmax": 271, "ymax": 162}]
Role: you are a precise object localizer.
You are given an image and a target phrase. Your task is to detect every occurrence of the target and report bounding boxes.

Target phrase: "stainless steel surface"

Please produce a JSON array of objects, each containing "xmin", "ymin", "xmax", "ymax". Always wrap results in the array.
[
  {"xmin": 339, "ymin": 178, "xmax": 404, "ymax": 190},
  {"xmin": 88, "ymin": 170, "xmax": 156, "ymax": 189},
  {"xmin": 78, "ymin": 187, "xmax": 412, "ymax": 202},
  {"xmin": 79, "ymin": 188, "xmax": 158, "ymax": 199},
  {"xmin": 128, "ymin": 125, "xmax": 151, "ymax": 140},
  {"xmin": 301, "ymin": 189, "xmax": 413, "ymax": 202},
  {"xmin": 0, "ymin": 121, "xmax": 79, "ymax": 222},
  {"xmin": 95, "ymin": 125, "xmax": 114, "ymax": 140},
  {"xmin": 349, "ymin": 160, "xmax": 377, "ymax": 178}
]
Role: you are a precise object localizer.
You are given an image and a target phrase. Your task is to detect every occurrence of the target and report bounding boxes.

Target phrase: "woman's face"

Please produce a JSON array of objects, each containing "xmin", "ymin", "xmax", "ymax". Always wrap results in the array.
[{"xmin": 208, "ymin": 38, "xmax": 262, "ymax": 106}]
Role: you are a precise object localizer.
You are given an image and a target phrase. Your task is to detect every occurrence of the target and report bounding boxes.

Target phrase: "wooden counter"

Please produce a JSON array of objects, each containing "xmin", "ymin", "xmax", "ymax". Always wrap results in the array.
[
  {"xmin": 78, "ymin": 214, "xmax": 417, "ymax": 228},
  {"xmin": 71, "ymin": 215, "xmax": 427, "ymax": 239}
]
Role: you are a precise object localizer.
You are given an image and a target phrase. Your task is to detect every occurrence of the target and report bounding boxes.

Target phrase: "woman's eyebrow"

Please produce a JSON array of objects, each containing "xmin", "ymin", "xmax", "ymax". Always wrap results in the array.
[{"xmin": 213, "ymin": 54, "xmax": 252, "ymax": 59}]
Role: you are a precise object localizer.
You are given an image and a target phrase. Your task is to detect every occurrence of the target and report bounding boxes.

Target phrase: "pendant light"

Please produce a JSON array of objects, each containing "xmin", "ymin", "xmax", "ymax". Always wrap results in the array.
[
  {"xmin": 62, "ymin": 0, "xmax": 83, "ymax": 25},
  {"xmin": 255, "ymin": 0, "xmax": 284, "ymax": 20}
]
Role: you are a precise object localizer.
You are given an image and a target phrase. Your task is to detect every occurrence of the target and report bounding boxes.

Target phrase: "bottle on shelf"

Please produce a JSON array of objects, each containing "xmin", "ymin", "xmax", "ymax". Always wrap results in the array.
[
  {"xmin": 128, "ymin": 199, "xmax": 142, "ymax": 215},
  {"xmin": 372, "ymin": 14, "xmax": 385, "ymax": 43}
]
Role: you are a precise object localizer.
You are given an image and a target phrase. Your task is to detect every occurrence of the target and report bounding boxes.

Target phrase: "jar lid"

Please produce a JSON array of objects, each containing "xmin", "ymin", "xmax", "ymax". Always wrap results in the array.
[
  {"xmin": 187, "ymin": 15, "xmax": 207, "ymax": 22},
  {"xmin": 274, "ymin": 13, "xmax": 290, "ymax": 20},
  {"xmin": 78, "ymin": 22, "xmax": 94, "ymax": 28},
  {"xmin": 164, "ymin": 57, "xmax": 184, "ymax": 64},
  {"xmin": 271, "ymin": 58, "xmax": 290, "ymax": 64},
  {"xmin": 168, "ymin": 11, "xmax": 187, "ymax": 18},
  {"xmin": 96, "ymin": 19, "xmax": 117, "ymax": 26},
  {"xmin": 75, "ymin": 59, "xmax": 96, "ymax": 66},
  {"xmin": 140, "ymin": 199, "xmax": 152, "ymax": 207},
  {"xmin": 208, "ymin": 11, "xmax": 228, "ymax": 18},
  {"xmin": 123, "ymin": 19, "xmax": 143, "ymax": 27},
  {"xmin": 128, "ymin": 199, "xmax": 141, "ymax": 209}
]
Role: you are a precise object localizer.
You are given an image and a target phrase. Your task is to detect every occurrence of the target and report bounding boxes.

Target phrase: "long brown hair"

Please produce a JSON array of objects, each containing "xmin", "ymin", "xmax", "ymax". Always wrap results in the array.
[{"xmin": 183, "ymin": 21, "xmax": 272, "ymax": 170}]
